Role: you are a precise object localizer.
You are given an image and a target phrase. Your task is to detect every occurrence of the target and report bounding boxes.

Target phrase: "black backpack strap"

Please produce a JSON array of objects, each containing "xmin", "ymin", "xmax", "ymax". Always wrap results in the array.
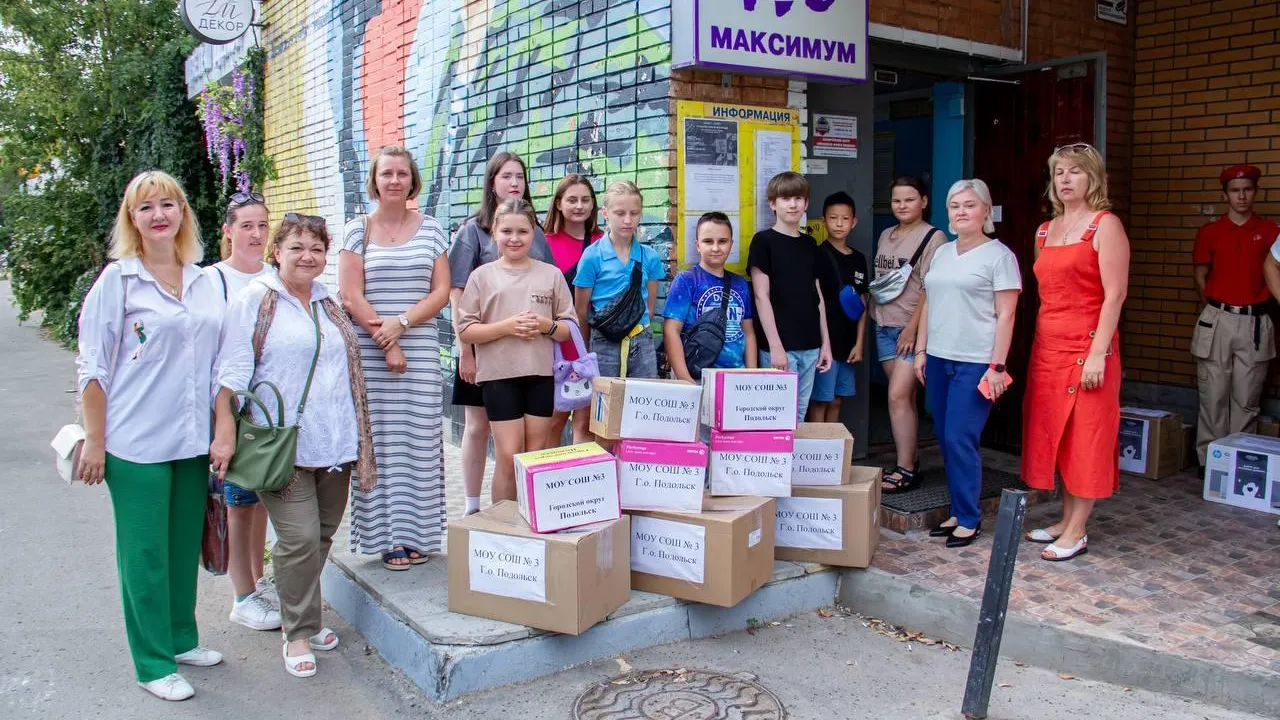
[
  {"xmin": 629, "ymin": 259, "xmax": 643, "ymax": 287},
  {"xmin": 215, "ymin": 266, "xmax": 228, "ymax": 302},
  {"xmin": 719, "ymin": 273, "xmax": 732, "ymax": 312},
  {"xmin": 907, "ymin": 228, "xmax": 940, "ymax": 268}
]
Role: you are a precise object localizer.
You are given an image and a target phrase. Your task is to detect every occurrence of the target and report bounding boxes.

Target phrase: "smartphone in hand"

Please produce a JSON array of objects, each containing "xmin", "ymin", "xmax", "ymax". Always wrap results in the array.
[{"xmin": 978, "ymin": 372, "xmax": 1014, "ymax": 401}]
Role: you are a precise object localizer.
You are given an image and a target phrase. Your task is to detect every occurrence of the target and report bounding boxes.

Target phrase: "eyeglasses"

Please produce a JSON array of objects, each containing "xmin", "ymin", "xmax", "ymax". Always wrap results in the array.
[
  {"xmin": 1053, "ymin": 142, "xmax": 1098, "ymax": 155},
  {"xmin": 228, "ymin": 192, "xmax": 265, "ymax": 208},
  {"xmin": 284, "ymin": 212, "xmax": 327, "ymax": 226}
]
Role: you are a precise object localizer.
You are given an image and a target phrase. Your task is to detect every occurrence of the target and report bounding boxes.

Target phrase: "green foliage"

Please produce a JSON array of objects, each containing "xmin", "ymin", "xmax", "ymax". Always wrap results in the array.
[{"xmin": 0, "ymin": 0, "xmax": 222, "ymax": 345}]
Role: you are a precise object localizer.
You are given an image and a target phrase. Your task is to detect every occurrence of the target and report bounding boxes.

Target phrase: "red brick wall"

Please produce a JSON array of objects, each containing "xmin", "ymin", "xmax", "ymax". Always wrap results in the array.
[{"xmin": 1128, "ymin": 0, "xmax": 1280, "ymax": 388}]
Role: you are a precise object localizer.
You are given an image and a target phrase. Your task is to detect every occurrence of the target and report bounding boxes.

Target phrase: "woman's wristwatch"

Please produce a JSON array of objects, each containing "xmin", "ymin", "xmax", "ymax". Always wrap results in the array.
[
  {"xmin": 989, "ymin": 363, "xmax": 1006, "ymax": 373},
  {"xmin": 544, "ymin": 320, "xmax": 559, "ymax": 337},
  {"xmin": 397, "ymin": 314, "xmax": 410, "ymax": 329}
]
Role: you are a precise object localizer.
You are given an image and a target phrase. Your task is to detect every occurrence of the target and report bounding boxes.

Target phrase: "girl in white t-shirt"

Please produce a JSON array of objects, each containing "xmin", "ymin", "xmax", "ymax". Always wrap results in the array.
[{"xmin": 203, "ymin": 193, "xmax": 279, "ymax": 632}]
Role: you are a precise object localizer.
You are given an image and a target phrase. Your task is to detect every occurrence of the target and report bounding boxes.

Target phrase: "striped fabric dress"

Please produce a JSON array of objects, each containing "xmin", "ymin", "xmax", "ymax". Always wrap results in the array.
[{"xmin": 342, "ymin": 216, "xmax": 447, "ymax": 556}]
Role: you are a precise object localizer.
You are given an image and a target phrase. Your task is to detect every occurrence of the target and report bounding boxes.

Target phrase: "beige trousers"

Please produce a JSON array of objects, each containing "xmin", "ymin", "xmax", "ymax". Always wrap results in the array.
[
  {"xmin": 260, "ymin": 465, "xmax": 351, "ymax": 641},
  {"xmin": 1192, "ymin": 305, "xmax": 1275, "ymax": 463}
]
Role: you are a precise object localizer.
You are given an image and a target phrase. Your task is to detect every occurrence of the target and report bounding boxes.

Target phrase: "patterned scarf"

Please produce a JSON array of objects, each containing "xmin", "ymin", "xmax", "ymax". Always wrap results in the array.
[{"xmin": 252, "ymin": 290, "xmax": 378, "ymax": 490}]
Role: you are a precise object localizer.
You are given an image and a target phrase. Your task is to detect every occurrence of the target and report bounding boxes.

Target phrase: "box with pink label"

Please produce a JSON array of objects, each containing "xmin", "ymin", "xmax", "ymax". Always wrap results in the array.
[
  {"xmin": 701, "ymin": 368, "xmax": 799, "ymax": 432},
  {"xmin": 708, "ymin": 429, "xmax": 794, "ymax": 497},
  {"xmin": 513, "ymin": 443, "xmax": 621, "ymax": 533},
  {"xmin": 616, "ymin": 440, "xmax": 708, "ymax": 512}
]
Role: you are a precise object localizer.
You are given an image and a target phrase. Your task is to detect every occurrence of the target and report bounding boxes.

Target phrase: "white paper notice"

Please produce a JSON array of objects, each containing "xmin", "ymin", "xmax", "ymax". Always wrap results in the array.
[
  {"xmin": 683, "ymin": 213, "xmax": 742, "ymax": 266},
  {"xmin": 468, "ymin": 531, "xmax": 547, "ymax": 603},
  {"xmin": 529, "ymin": 459, "xmax": 620, "ymax": 531},
  {"xmin": 791, "ymin": 438, "xmax": 847, "ymax": 486},
  {"xmin": 715, "ymin": 372, "xmax": 798, "ymax": 431},
  {"xmin": 754, "ymin": 130, "xmax": 793, "ymax": 230},
  {"xmin": 775, "ymin": 497, "xmax": 843, "ymax": 550},
  {"xmin": 619, "ymin": 382, "xmax": 702, "ymax": 442},
  {"xmin": 631, "ymin": 516, "xmax": 706, "ymax": 583},
  {"xmin": 811, "ymin": 113, "xmax": 858, "ymax": 158},
  {"xmin": 684, "ymin": 117, "xmax": 740, "ymax": 211},
  {"xmin": 619, "ymin": 460, "xmax": 705, "ymax": 512},
  {"xmin": 710, "ymin": 449, "xmax": 792, "ymax": 497}
]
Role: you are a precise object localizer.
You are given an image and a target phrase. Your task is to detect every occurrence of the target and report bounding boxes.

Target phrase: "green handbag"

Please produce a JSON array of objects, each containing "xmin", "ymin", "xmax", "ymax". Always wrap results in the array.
[{"xmin": 224, "ymin": 301, "xmax": 322, "ymax": 493}]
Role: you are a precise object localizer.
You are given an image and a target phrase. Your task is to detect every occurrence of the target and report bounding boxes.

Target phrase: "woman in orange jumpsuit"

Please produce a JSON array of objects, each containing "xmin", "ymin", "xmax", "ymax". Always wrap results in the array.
[{"xmin": 1021, "ymin": 143, "xmax": 1131, "ymax": 562}]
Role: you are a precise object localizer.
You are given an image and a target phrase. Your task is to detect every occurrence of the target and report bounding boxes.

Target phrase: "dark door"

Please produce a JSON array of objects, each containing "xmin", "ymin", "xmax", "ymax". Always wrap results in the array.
[{"xmin": 971, "ymin": 61, "xmax": 1097, "ymax": 451}]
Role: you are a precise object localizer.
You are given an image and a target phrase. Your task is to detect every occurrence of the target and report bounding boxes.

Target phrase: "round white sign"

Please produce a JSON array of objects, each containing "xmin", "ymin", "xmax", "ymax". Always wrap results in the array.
[{"xmin": 180, "ymin": 0, "xmax": 254, "ymax": 46}]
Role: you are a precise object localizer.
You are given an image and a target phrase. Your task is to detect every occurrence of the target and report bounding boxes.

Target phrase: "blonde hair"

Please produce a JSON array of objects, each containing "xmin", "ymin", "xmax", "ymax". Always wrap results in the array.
[
  {"xmin": 365, "ymin": 145, "xmax": 422, "ymax": 201},
  {"xmin": 602, "ymin": 180, "xmax": 643, "ymax": 208},
  {"xmin": 109, "ymin": 170, "xmax": 202, "ymax": 264},
  {"xmin": 494, "ymin": 197, "xmax": 539, "ymax": 232},
  {"xmin": 1047, "ymin": 145, "xmax": 1111, "ymax": 217},
  {"xmin": 945, "ymin": 178, "xmax": 996, "ymax": 235}
]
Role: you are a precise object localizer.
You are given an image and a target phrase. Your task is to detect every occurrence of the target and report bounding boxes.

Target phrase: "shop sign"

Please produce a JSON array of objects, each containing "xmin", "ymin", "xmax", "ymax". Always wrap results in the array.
[
  {"xmin": 1096, "ymin": 0, "xmax": 1127, "ymax": 25},
  {"xmin": 180, "ymin": 0, "xmax": 254, "ymax": 45},
  {"xmin": 673, "ymin": 0, "xmax": 868, "ymax": 83}
]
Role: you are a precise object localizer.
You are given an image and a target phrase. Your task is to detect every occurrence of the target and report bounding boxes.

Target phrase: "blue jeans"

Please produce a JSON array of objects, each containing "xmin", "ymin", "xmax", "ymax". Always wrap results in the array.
[
  {"xmin": 811, "ymin": 360, "xmax": 856, "ymax": 402},
  {"xmin": 759, "ymin": 348, "xmax": 820, "ymax": 423},
  {"xmin": 874, "ymin": 324, "xmax": 905, "ymax": 363},
  {"xmin": 926, "ymin": 355, "xmax": 992, "ymax": 529}
]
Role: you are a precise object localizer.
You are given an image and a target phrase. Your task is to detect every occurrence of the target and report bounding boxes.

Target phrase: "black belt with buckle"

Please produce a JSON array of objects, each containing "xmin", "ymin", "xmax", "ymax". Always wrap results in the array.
[{"xmin": 1207, "ymin": 299, "xmax": 1272, "ymax": 316}]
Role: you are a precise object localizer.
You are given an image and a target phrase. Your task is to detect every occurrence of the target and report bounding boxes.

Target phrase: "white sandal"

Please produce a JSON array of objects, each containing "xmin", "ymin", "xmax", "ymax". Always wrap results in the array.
[
  {"xmin": 1025, "ymin": 528, "xmax": 1060, "ymax": 544},
  {"xmin": 309, "ymin": 628, "xmax": 339, "ymax": 651},
  {"xmin": 282, "ymin": 643, "xmax": 317, "ymax": 678},
  {"xmin": 1042, "ymin": 535, "xmax": 1088, "ymax": 562}
]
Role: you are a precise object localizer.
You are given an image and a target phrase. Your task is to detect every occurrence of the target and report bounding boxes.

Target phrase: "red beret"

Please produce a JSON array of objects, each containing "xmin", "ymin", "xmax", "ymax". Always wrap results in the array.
[{"xmin": 1220, "ymin": 164, "xmax": 1261, "ymax": 185}]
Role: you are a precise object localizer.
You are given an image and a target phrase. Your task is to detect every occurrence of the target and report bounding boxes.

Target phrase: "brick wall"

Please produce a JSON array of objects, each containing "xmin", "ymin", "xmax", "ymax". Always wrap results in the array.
[{"xmin": 1128, "ymin": 0, "xmax": 1280, "ymax": 389}]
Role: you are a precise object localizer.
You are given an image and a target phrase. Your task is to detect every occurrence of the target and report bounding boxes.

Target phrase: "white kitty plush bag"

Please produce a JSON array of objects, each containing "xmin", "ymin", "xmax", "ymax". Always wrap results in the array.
[{"xmin": 553, "ymin": 319, "xmax": 597, "ymax": 413}]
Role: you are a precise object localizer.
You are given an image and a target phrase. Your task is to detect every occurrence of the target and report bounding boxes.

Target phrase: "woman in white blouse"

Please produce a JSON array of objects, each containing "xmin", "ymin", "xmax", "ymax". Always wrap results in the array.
[
  {"xmin": 76, "ymin": 170, "xmax": 226, "ymax": 702},
  {"xmin": 211, "ymin": 213, "xmax": 376, "ymax": 679}
]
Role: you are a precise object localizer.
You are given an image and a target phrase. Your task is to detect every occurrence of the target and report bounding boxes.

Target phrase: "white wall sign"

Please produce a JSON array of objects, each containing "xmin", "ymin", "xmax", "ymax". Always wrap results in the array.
[
  {"xmin": 468, "ymin": 531, "xmax": 547, "ymax": 603},
  {"xmin": 673, "ymin": 0, "xmax": 869, "ymax": 83},
  {"xmin": 181, "ymin": 0, "xmax": 255, "ymax": 46},
  {"xmin": 1096, "ymin": 0, "xmax": 1127, "ymax": 26},
  {"xmin": 631, "ymin": 516, "xmax": 707, "ymax": 583}
]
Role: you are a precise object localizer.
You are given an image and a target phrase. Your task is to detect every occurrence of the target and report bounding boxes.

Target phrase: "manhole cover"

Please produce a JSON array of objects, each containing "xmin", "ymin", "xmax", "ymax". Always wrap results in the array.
[{"xmin": 573, "ymin": 668, "xmax": 786, "ymax": 719}]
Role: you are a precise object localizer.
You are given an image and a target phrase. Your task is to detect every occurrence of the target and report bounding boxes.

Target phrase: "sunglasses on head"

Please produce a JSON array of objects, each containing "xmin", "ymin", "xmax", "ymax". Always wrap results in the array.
[
  {"xmin": 284, "ymin": 211, "xmax": 327, "ymax": 226},
  {"xmin": 228, "ymin": 192, "xmax": 265, "ymax": 208},
  {"xmin": 1053, "ymin": 142, "xmax": 1098, "ymax": 155}
]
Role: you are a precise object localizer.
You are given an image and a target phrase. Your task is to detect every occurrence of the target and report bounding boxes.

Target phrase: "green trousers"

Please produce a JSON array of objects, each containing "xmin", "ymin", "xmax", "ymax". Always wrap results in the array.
[{"xmin": 104, "ymin": 453, "xmax": 208, "ymax": 682}]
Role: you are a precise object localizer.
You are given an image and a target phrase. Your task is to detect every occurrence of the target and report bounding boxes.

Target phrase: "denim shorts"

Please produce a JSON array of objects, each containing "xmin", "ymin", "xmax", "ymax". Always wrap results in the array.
[
  {"xmin": 811, "ymin": 360, "xmax": 856, "ymax": 402},
  {"xmin": 223, "ymin": 479, "xmax": 260, "ymax": 507},
  {"xmin": 591, "ymin": 331, "xmax": 658, "ymax": 379},
  {"xmin": 874, "ymin": 324, "xmax": 906, "ymax": 363}
]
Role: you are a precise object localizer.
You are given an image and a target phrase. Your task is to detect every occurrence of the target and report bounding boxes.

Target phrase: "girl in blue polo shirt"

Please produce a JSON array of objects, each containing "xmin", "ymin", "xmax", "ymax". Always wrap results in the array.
[{"xmin": 573, "ymin": 181, "xmax": 665, "ymax": 378}]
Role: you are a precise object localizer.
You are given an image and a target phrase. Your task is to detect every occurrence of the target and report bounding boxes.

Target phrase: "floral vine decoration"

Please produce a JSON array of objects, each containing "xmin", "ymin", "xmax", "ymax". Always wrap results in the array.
[{"xmin": 196, "ymin": 47, "xmax": 275, "ymax": 195}]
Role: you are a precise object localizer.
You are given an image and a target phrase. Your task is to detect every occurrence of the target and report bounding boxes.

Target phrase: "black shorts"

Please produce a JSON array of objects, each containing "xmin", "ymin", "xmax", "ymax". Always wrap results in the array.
[
  {"xmin": 481, "ymin": 375, "xmax": 555, "ymax": 422},
  {"xmin": 451, "ymin": 366, "xmax": 485, "ymax": 407}
]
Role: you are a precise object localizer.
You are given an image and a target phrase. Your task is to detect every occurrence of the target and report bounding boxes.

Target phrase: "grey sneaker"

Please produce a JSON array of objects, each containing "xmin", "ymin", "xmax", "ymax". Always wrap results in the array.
[{"xmin": 230, "ymin": 591, "xmax": 282, "ymax": 631}]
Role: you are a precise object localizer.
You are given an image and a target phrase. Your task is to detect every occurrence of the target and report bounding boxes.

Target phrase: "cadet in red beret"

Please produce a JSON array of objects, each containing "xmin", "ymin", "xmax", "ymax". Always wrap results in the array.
[{"xmin": 1191, "ymin": 164, "xmax": 1280, "ymax": 467}]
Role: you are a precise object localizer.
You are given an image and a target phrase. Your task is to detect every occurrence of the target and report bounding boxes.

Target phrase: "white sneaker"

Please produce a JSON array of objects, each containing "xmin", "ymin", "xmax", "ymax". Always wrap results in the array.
[
  {"xmin": 255, "ymin": 578, "xmax": 281, "ymax": 611},
  {"xmin": 175, "ymin": 646, "xmax": 223, "ymax": 667},
  {"xmin": 138, "ymin": 673, "xmax": 194, "ymax": 701},
  {"xmin": 229, "ymin": 591, "xmax": 282, "ymax": 631}
]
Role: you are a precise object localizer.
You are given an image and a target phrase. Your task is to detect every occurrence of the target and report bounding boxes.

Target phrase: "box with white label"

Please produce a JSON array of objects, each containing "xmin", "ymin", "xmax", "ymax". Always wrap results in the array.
[
  {"xmin": 701, "ymin": 368, "xmax": 799, "ymax": 432},
  {"xmin": 446, "ymin": 501, "xmax": 630, "ymax": 635},
  {"xmin": 616, "ymin": 440, "xmax": 708, "ymax": 512},
  {"xmin": 1204, "ymin": 433, "xmax": 1280, "ymax": 516},
  {"xmin": 628, "ymin": 495, "xmax": 775, "ymax": 607},
  {"xmin": 590, "ymin": 377, "xmax": 702, "ymax": 442},
  {"xmin": 774, "ymin": 466, "xmax": 881, "ymax": 567},
  {"xmin": 1119, "ymin": 406, "xmax": 1183, "ymax": 480},
  {"xmin": 514, "ymin": 443, "xmax": 620, "ymax": 533},
  {"xmin": 709, "ymin": 429, "xmax": 793, "ymax": 497},
  {"xmin": 791, "ymin": 422, "xmax": 854, "ymax": 486}
]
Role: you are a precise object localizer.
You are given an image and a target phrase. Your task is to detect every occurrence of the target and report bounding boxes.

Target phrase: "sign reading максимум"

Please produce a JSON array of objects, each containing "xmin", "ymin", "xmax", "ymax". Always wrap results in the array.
[
  {"xmin": 180, "ymin": 0, "xmax": 254, "ymax": 45},
  {"xmin": 673, "ymin": 0, "xmax": 868, "ymax": 83}
]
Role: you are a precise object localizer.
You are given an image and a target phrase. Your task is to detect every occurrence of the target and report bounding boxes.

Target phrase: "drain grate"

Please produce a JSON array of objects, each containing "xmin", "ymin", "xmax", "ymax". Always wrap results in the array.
[
  {"xmin": 573, "ymin": 668, "xmax": 786, "ymax": 719},
  {"xmin": 879, "ymin": 468, "xmax": 1028, "ymax": 514}
]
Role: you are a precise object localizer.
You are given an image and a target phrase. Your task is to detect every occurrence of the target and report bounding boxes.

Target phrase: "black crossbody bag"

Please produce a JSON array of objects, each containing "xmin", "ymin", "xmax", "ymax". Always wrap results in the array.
[
  {"xmin": 590, "ymin": 262, "xmax": 645, "ymax": 342},
  {"xmin": 680, "ymin": 273, "xmax": 733, "ymax": 380}
]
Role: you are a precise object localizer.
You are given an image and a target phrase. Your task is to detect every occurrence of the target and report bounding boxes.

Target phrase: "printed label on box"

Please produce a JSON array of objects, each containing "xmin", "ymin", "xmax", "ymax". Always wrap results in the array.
[
  {"xmin": 715, "ymin": 372, "xmax": 797, "ymax": 430},
  {"xmin": 1234, "ymin": 451, "xmax": 1269, "ymax": 500},
  {"xmin": 529, "ymin": 460, "xmax": 619, "ymax": 529},
  {"xmin": 1118, "ymin": 417, "xmax": 1149, "ymax": 474},
  {"xmin": 468, "ymin": 531, "xmax": 546, "ymax": 603},
  {"xmin": 792, "ymin": 438, "xmax": 846, "ymax": 485},
  {"xmin": 631, "ymin": 516, "xmax": 706, "ymax": 583},
  {"xmin": 711, "ymin": 449, "xmax": 792, "ymax": 497},
  {"xmin": 748, "ymin": 528, "xmax": 762, "ymax": 547},
  {"xmin": 620, "ymin": 382, "xmax": 701, "ymax": 441},
  {"xmin": 775, "ymin": 497, "xmax": 843, "ymax": 550},
  {"xmin": 620, "ymin": 460, "xmax": 705, "ymax": 511}
]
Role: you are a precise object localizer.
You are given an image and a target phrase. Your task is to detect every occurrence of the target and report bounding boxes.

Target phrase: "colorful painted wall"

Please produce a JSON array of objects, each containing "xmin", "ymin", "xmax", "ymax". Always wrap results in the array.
[{"xmin": 259, "ymin": 0, "xmax": 675, "ymax": 287}]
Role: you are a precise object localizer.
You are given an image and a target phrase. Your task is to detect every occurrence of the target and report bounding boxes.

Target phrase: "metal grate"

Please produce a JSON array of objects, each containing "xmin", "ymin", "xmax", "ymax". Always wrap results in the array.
[{"xmin": 880, "ymin": 468, "xmax": 1028, "ymax": 514}]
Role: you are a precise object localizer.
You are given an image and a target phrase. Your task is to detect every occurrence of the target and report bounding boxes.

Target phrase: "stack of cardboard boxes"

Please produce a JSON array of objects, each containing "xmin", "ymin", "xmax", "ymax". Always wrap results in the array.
[{"xmin": 449, "ymin": 372, "xmax": 883, "ymax": 635}]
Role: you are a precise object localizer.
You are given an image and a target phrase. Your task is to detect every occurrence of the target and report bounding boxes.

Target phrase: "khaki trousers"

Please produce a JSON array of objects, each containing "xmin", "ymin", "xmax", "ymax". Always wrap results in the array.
[
  {"xmin": 1192, "ymin": 305, "xmax": 1276, "ymax": 463},
  {"xmin": 260, "ymin": 465, "xmax": 351, "ymax": 641}
]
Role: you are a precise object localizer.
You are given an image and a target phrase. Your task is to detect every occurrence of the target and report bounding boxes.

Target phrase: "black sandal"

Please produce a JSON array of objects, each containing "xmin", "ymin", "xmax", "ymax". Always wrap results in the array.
[{"xmin": 881, "ymin": 466, "xmax": 918, "ymax": 494}]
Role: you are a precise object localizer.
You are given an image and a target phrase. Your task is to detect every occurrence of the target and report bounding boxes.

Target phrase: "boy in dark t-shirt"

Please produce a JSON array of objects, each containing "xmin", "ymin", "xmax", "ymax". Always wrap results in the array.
[{"xmin": 810, "ymin": 191, "xmax": 869, "ymax": 423}]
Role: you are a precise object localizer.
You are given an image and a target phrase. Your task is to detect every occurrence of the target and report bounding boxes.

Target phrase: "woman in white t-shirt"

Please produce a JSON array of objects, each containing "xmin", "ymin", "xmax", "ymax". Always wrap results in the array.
[
  {"xmin": 913, "ymin": 179, "xmax": 1022, "ymax": 549},
  {"xmin": 203, "ymin": 193, "xmax": 279, "ymax": 632}
]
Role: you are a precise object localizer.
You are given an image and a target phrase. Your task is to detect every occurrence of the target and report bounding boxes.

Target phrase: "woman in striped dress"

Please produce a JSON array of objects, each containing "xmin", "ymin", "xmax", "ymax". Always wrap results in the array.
[{"xmin": 339, "ymin": 146, "xmax": 451, "ymax": 570}]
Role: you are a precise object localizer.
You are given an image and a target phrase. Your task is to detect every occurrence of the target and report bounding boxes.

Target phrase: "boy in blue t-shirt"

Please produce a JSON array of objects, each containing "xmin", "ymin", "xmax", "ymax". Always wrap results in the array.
[{"xmin": 663, "ymin": 212, "xmax": 757, "ymax": 380}]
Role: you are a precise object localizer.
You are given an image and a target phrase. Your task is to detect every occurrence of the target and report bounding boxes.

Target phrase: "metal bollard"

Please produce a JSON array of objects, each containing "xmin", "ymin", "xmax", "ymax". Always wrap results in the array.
[{"xmin": 961, "ymin": 488, "xmax": 1028, "ymax": 720}]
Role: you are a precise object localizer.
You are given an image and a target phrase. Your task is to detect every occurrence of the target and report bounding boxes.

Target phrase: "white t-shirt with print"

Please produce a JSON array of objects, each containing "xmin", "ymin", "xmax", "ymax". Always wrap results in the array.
[{"xmin": 923, "ymin": 240, "xmax": 1022, "ymax": 364}]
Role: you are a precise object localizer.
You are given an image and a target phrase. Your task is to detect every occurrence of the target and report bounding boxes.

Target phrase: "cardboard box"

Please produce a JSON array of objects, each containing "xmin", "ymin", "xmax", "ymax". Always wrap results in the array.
[
  {"xmin": 514, "ymin": 443, "xmax": 621, "ymax": 533},
  {"xmin": 616, "ymin": 440, "xmax": 708, "ymax": 512},
  {"xmin": 1119, "ymin": 407, "xmax": 1184, "ymax": 479},
  {"xmin": 628, "ymin": 495, "xmax": 775, "ymax": 607},
  {"xmin": 774, "ymin": 467, "xmax": 882, "ymax": 567},
  {"xmin": 709, "ymin": 429, "xmax": 794, "ymax": 497},
  {"xmin": 590, "ymin": 377, "xmax": 702, "ymax": 442},
  {"xmin": 1204, "ymin": 433, "xmax": 1280, "ymax": 516},
  {"xmin": 701, "ymin": 368, "xmax": 799, "ymax": 432},
  {"xmin": 447, "ymin": 501, "xmax": 630, "ymax": 635},
  {"xmin": 791, "ymin": 422, "xmax": 854, "ymax": 486},
  {"xmin": 1256, "ymin": 416, "xmax": 1280, "ymax": 438}
]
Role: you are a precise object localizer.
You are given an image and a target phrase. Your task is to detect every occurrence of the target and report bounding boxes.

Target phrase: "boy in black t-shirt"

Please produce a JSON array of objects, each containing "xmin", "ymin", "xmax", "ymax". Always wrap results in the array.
[
  {"xmin": 809, "ymin": 191, "xmax": 869, "ymax": 423},
  {"xmin": 746, "ymin": 171, "xmax": 833, "ymax": 422}
]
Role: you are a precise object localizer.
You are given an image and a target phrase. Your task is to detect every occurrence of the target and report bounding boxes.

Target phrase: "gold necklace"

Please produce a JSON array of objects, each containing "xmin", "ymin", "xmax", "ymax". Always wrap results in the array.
[
  {"xmin": 377, "ymin": 210, "xmax": 412, "ymax": 244},
  {"xmin": 142, "ymin": 260, "xmax": 182, "ymax": 297}
]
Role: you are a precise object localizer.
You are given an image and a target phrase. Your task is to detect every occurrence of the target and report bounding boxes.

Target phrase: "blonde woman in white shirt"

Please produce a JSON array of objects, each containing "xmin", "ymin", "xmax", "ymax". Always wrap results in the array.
[
  {"xmin": 202, "ymin": 192, "xmax": 280, "ymax": 633},
  {"xmin": 76, "ymin": 170, "xmax": 225, "ymax": 702},
  {"xmin": 211, "ymin": 213, "xmax": 376, "ymax": 679}
]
